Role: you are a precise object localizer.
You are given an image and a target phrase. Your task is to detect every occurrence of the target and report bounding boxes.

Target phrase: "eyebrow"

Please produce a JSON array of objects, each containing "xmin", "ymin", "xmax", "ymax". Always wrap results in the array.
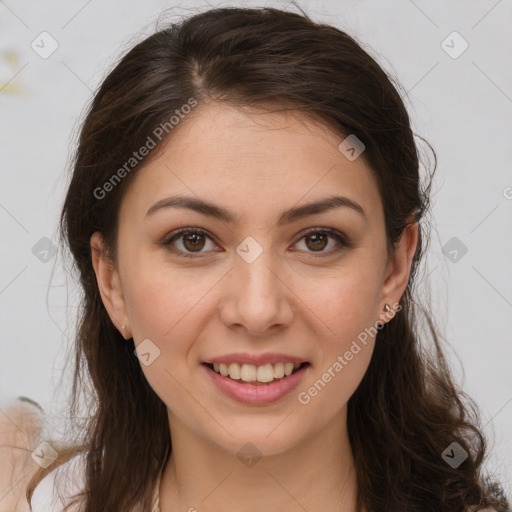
[{"xmin": 146, "ymin": 194, "xmax": 367, "ymax": 225}]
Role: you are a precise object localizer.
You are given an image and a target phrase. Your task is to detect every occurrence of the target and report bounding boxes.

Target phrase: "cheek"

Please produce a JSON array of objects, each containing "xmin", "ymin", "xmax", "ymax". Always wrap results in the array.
[
  {"xmin": 299, "ymin": 345, "xmax": 373, "ymax": 428},
  {"xmin": 122, "ymin": 260, "xmax": 221, "ymax": 401},
  {"xmin": 125, "ymin": 259, "xmax": 214, "ymax": 341},
  {"xmin": 124, "ymin": 265, "xmax": 204, "ymax": 411},
  {"xmin": 294, "ymin": 264, "xmax": 380, "ymax": 406},
  {"xmin": 298, "ymin": 262, "xmax": 382, "ymax": 341},
  {"xmin": 297, "ymin": 273, "xmax": 378, "ymax": 417}
]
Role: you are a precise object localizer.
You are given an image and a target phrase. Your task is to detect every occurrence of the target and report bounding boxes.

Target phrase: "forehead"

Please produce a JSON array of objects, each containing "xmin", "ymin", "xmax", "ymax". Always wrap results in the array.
[{"xmin": 119, "ymin": 102, "xmax": 383, "ymax": 226}]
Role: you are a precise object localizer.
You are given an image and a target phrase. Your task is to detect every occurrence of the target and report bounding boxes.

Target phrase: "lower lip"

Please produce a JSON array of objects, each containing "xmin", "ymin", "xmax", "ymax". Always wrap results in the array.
[{"xmin": 202, "ymin": 363, "xmax": 309, "ymax": 405}]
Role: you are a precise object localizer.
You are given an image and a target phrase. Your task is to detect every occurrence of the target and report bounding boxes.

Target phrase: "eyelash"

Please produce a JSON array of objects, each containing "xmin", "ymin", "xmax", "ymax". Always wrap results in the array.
[{"xmin": 160, "ymin": 227, "xmax": 353, "ymax": 259}]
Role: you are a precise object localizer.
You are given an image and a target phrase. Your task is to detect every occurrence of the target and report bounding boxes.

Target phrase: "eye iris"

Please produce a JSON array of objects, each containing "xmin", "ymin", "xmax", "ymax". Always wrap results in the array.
[
  {"xmin": 183, "ymin": 233, "xmax": 205, "ymax": 252},
  {"xmin": 306, "ymin": 233, "xmax": 327, "ymax": 251}
]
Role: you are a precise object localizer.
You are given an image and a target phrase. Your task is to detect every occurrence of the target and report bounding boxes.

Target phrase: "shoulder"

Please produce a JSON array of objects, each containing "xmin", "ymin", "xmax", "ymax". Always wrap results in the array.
[
  {"xmin": 0, "ymin": 397, "xmax": 44, "ymax": 512},
  {"xmin": 30, "ymin": 452, "xmax": 87, "ymax": 512}
]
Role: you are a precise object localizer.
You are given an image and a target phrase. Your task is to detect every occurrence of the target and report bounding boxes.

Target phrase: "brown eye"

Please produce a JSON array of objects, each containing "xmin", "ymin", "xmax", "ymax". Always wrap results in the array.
[
  {"xmin": 161, "ymin": 228, "xmax": 218, "ymax": 258},
  {"xmin": 304, "ymin": 232, "xmax": 329, "ymax": 252},
  {"xmin": 182, "ymin": 232, "xmax": 206, "ymax": 252},
  {"xmin": 162, "ymin": 226, "xmax": 352, "ymax": 259},
  {"xmin": 293, "ymin": 228, "xmax": 350, "ymax": 256}
]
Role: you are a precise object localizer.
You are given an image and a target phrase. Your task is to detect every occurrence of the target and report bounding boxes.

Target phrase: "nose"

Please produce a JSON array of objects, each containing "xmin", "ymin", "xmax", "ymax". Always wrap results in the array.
[{"xmin": 218, "ymin": 245, "xmax": 294, "ymax": 336}]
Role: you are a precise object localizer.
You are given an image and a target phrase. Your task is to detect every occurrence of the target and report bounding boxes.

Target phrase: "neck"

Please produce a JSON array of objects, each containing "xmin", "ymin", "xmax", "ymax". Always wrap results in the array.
[{"xmin": 159, "ymin": 406, "xmax": 360, "ymax": 512}]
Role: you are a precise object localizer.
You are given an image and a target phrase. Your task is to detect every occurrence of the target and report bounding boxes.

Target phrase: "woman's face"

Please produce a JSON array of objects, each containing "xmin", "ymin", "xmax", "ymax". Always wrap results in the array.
[{"xmin": 92, "ymin": 102, "xmax": 416, "ymax": 456}]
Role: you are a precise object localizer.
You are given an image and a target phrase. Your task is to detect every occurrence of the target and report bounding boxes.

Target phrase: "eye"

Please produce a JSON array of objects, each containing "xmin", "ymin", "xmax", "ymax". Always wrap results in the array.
[
  {"xmin": 160, "ymin": 227, "xmax": 352, "ymax": 258},
  {"xmin": 292, "ymin": 227, "xmax": 352, "ymax": 257},
  {"xmin": 161, "ymin": 227, "xmax": 218, "ymax": 258}
]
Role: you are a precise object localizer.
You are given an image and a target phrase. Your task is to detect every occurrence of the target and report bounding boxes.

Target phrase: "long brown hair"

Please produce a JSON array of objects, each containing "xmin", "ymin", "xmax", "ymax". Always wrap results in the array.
[{"xmin": 27, "ymin": 4, "xmax": 510, "ymax": 511}]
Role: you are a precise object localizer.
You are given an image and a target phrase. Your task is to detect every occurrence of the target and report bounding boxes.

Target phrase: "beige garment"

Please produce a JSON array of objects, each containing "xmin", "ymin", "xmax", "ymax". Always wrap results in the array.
[
  {"xmin": 0, "ymin": 398, "xmax": 45, "ymax": 512},
  {"xmin": 0, "ymin": 398, "xmax": 161, "ymax": 512}
]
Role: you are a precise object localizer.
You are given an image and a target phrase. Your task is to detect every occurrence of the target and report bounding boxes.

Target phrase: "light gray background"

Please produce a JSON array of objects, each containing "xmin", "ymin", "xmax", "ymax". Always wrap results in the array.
[{"xmin": 1, "ymin": 0, "xmax": 511, "ymax": 499}]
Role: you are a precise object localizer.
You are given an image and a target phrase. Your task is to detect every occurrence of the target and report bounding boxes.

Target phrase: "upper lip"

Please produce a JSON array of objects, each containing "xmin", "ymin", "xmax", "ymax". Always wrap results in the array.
[{"xmin": 203, "ymin": 353, "xmax": 309, "ymax": 366}]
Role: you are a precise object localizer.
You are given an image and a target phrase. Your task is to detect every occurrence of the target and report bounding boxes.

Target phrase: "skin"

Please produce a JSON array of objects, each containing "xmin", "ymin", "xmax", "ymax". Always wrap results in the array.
[{"xmin": 91, "ymin": 101, "xmax": 419, "ymax": 512}]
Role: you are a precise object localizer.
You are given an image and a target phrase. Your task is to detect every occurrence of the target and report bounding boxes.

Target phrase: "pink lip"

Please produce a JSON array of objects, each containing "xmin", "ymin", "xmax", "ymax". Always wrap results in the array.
[
  {"xmin": 202, "ymin": 362, "xmax": 309, "ymax": 405},
  {"xmin": 204, "ymin": 352, "xmax": 309, "ymax": 366}
]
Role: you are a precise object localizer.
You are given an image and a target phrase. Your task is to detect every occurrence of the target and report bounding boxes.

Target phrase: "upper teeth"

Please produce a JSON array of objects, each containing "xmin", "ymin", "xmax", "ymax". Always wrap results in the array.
[{"xmin": 212, "ymin": 362, "xmax": 302, "ymax": 383}]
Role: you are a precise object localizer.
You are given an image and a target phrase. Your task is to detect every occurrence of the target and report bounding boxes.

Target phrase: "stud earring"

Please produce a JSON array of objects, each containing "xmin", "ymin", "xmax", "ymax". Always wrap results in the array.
[{"xmin": 377, "ymin": 303, "xmax": 393, "ymax": 329}]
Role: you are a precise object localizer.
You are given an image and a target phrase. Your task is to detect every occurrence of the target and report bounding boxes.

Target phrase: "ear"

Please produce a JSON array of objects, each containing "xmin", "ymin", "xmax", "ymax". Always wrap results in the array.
[
  {"xmin": 90, "ymin": 231, "xmax": 131, "ymax": 339},
  {"xmin": 380, "ymin": 218, "xmax": 419, "ymax": 314}
]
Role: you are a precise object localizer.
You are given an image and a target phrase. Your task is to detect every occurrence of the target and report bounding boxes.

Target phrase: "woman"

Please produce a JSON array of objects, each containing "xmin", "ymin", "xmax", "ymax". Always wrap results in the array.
[{"xmin": 24, "ymin": 4, "xmax": 510, "ymax": 512}]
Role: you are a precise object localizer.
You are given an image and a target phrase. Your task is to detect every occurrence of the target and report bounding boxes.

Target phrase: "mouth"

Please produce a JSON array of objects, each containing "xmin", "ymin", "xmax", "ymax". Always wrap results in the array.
[
  {"xmin": 201, "ymin": 360, "xmax": 310, "ymax": 405},
  {"xmin": 201, "ymin": 361, "xmax": 310, "ymax": 386}
]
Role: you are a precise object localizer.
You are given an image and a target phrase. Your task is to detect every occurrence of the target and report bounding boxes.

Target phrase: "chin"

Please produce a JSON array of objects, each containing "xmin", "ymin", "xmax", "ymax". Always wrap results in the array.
[{"xmin": 204, "ymin": 419, "xmax": 306, "ymax": 458}]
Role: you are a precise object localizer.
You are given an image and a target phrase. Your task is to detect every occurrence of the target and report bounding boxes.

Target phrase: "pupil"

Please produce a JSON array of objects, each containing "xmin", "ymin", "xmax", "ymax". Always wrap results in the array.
[
  {"xmin": 307, "ymin": 233, "xmax": 326, "ymax": 251},
  {"xmin": 184, "ymin": 233, "xmax": 204, "ymax": 251}
]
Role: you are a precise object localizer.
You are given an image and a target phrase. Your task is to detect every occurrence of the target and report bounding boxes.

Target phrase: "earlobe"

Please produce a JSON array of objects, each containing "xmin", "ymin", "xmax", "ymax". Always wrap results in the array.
[
  {"xmin": 381, "ymin": 220, "xmax": 420, "ymax": 307},
  {"xmin": 90, "ymin": 232, "xmax": 130, "ymax": 338}
]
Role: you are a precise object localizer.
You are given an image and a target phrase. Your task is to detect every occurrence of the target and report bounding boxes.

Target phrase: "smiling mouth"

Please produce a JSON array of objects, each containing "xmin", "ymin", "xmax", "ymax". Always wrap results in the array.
[{"xmin": 202, "ymin": 362, "xmax": 310, "ymax": 386}]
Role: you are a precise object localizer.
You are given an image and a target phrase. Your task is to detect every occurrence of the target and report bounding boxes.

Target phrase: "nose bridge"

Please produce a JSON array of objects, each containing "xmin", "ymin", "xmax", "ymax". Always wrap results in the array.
[
  {"xmin": 221, "ymin": 236, "xmax": 293, "ymax": 333},
  {"xmin": 236, "ymin": 237, "xmax": 279, "ymax": 304}
]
